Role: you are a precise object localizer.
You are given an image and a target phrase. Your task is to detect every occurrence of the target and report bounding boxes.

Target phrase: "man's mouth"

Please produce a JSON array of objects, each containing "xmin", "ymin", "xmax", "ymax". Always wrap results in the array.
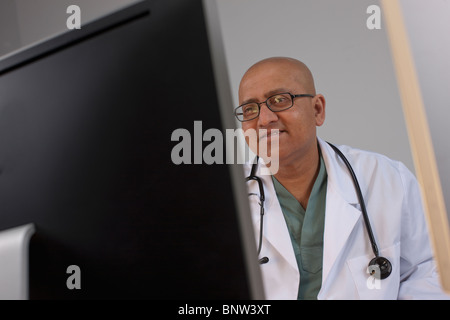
[{"xmin": 259, "ymin": 130, "xmax": 284, "ymax": 140}]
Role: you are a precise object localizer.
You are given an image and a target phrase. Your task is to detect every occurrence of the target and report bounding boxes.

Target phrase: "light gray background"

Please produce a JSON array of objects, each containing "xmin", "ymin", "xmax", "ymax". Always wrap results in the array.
[{"xmin": 399, "ymin": 0, "xmax": 450, "ymax": 218}]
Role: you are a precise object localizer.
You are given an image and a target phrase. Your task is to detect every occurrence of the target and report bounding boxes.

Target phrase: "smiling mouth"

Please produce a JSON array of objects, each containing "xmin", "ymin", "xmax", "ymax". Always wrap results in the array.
[{"xmin": 259, "ymin": 130, "xmax": 284, "ymax": 140}]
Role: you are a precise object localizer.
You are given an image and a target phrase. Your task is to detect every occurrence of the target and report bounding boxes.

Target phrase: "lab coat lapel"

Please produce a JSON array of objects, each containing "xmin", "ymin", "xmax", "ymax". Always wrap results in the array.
[
  {"xmin": 321, "ymin": 183, "xmax": 362, "ymax": 288},
  {"xmin": 318, "ymin": 139, "xmax": 362, "ymax": 290}
]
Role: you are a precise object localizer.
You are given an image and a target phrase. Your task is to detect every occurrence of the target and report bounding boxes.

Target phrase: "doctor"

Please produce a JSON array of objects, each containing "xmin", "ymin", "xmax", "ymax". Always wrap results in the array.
[{"xmin": 236, "ymin": 56, "xmax": 449, "ymax": 299}]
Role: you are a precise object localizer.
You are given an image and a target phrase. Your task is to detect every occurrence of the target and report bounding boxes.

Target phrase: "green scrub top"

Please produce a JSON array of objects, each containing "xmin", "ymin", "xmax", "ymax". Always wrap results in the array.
[{"xmin": 271, "ymin": 154, "xmax": 327, "ymax": 300}]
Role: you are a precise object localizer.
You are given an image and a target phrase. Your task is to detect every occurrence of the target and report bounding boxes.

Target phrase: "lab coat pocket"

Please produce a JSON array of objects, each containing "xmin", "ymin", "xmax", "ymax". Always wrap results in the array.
[{"xmin": 346, "ymin": 242, "xmax": 400, "ymax": 299}]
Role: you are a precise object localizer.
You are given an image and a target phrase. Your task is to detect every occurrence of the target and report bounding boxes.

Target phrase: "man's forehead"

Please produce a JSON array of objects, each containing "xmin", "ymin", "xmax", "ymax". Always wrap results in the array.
[
  {"xmin": 239, "ymin": 68, "xmax": 304, "ymax": 99},
  {"xmin": 239, "ymin": 58, "xmax": 315, "ymax": 100}
]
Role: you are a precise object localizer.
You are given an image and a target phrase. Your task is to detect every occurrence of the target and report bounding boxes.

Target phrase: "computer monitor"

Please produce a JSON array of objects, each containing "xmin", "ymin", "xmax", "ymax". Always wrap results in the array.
[{"xmin": 0, "ymin": 0, "xmax": 263, "ymax": 299}]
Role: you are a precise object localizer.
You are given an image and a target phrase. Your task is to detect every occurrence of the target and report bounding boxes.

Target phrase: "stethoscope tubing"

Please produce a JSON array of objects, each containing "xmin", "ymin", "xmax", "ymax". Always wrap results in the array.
[
  {"xmin": 326, "ymin": 142, "xmax": 380, "ymax": 258},
  {"xmin": 247, "ymin": 141, "xmax": 391, "ymax": 277}
]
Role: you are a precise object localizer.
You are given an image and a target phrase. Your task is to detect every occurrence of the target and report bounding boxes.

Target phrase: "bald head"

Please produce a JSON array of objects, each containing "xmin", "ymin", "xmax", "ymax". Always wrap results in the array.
[
  {"xmin": 237, "ymin": 56, "xmax": 326, "ymax": 171},
  {"xmin": 239, "ymin": 57, "xmax": 316, "ymax": 100}
]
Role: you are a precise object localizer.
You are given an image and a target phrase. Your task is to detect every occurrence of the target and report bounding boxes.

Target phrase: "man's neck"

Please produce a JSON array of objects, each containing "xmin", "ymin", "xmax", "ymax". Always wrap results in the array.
[{"xmin": 273, "ymin": 144, "xmax": 321, "ymax": 209}]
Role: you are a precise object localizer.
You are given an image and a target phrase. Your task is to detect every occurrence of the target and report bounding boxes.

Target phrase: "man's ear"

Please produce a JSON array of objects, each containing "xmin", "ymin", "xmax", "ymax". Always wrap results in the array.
[{"xmin": 314, "ymin": 94, "xmax": 326, "ymax": 126}]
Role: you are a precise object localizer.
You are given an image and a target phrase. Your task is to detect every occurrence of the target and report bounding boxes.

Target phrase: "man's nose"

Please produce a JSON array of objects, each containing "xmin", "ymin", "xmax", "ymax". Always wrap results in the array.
[{"xmin": 258, "ymin": 103, "xmax": 278, "ymax": 127}]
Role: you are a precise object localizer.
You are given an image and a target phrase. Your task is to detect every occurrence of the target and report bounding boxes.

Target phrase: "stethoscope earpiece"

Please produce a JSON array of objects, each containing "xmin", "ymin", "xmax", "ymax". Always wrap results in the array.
[
  {"xmin": 259, "ymin": 257, "xmax": 269, "ymax": 264},
  {"xmin": 368, "ymin": 256, "xmax": 392, "ymax": 280}
]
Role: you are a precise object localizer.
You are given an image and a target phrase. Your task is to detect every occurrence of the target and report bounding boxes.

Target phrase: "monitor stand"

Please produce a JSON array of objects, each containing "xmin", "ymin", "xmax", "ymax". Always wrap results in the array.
[{"xmin": 0, "ymin": 223, "xmax": 35, "ymax": 300}]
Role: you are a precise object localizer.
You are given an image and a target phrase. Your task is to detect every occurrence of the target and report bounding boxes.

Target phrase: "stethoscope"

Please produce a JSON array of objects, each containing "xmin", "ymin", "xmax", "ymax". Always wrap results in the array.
[{"xmin": 246, "ymin": 141, "xmax": 392, "ymax": 280}]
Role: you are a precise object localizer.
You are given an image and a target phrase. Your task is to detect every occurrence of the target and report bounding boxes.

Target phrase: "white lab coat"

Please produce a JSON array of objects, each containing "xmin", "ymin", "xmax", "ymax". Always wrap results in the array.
[{"xmin": 245, "ymin": 137, "xmax": 450, "ymax": 299}]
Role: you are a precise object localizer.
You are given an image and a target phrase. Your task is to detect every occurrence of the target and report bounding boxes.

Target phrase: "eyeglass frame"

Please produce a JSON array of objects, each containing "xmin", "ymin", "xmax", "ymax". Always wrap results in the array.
[{"xmin": 234, "ymin": 92, "xmax": 315, "ymax": 122}]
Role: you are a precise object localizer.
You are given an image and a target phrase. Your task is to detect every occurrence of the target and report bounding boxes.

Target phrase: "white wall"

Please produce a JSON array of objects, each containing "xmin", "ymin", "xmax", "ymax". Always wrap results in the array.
[{"xmin": 216, "ymin": 0, "xmax": 414, "ymax": 172}]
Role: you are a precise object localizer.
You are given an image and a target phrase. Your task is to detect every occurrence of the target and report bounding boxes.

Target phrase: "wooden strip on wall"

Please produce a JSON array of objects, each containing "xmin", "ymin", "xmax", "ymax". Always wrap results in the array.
[{"xmin": 381, "ymin": 0, "xmax": 450, "ymax": 293}]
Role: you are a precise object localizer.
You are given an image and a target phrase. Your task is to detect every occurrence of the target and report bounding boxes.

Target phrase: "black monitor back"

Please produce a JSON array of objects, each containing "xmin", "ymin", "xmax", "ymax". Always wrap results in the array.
[{"xmin": 0, "ymin": 0, "xmax": 253, "ymax": 299}]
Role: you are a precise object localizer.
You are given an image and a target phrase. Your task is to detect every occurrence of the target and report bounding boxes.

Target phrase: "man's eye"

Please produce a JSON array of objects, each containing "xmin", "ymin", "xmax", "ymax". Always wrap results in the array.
[
  {"xmin": 243, "ymin": 105, "xmax": 258, "ymax": 114},
  {"xmin": 272, "ymin": 96, "xmax": 286, "ymax": 103}
]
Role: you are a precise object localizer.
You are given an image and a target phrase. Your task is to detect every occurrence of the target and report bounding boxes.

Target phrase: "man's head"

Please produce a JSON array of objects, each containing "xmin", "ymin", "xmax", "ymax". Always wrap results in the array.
[{"xmin": 238, "ymin": 57, "xmax": 326, "ymax": 168}]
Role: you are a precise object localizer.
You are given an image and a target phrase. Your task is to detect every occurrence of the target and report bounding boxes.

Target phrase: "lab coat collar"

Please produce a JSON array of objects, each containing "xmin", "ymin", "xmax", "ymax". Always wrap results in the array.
[
  {"xmin": 254, "ymin": 138, "xmax": 359, "ymax": 205},
  {"xmin": 317, "ymin": 138, "xmax": 359, "ymax": 206}
]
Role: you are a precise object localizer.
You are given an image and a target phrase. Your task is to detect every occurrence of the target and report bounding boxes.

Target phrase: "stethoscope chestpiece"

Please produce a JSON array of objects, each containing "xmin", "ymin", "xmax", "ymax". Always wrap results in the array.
[{"xmin": 368, "ymin": 256, "xmax": 392, "ymax": 280}]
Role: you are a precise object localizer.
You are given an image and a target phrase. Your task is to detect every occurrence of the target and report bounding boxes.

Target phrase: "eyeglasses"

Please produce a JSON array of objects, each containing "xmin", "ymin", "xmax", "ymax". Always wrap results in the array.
[{"xmin": 234, "ymin": 92, "xmax": 314, "ymax": 122}]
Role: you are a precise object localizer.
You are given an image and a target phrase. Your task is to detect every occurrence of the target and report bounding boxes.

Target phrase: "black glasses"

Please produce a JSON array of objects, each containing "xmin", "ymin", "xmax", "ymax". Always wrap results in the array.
[{"xmin": 234, "ymin": 92, "xmax": 314, "ymax": 122}]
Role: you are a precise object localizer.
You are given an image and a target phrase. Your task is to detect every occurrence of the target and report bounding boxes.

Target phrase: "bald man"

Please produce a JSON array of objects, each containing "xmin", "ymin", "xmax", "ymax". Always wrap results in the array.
[{"xmin": 236, "ymin": 57, "xmax": 449, "ymax": 300}]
